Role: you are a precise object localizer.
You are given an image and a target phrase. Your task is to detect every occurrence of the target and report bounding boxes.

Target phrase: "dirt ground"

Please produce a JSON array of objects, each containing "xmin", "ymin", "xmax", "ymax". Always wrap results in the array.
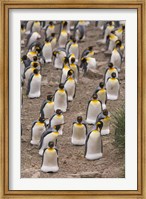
[{"xmin": 21, "ymin": 22, "xmax": 125, "ymax": 178}]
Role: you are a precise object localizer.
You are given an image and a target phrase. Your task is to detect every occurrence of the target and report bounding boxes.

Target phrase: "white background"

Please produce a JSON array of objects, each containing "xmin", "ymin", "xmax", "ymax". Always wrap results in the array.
[{"xmin": 9, "ymin": 9, "xmax": 137, "ymax": 190}]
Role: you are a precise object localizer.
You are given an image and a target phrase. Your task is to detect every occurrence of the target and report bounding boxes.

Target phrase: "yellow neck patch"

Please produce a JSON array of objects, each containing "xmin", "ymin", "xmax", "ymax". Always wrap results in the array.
[
  {"xmin": 48, "ymin": 148, "xmax": 55, "ymax": 152},
  {"xmin": 92, "ymin": 130, "xmax": 98, "ymax": 133},
  {"xmin": 37, "ymin": 122, "xmax": 44, "ymax": 126},
  {"xmin": 91, "ymin": 99, "xmax": 99, "ymax": 104},
  {"xmin": 58, "ymin": 89, "xmax": 65, "ymax": 93},
  {"xmin": 47, "ymin": 101, "xmax": 54, "ymax": 104}
]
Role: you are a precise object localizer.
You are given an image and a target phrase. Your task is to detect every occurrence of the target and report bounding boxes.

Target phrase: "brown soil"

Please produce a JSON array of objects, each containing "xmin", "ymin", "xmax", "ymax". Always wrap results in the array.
[{"xmin": 21, "ymin": 22, "xmax": 125, "ymax": 178}]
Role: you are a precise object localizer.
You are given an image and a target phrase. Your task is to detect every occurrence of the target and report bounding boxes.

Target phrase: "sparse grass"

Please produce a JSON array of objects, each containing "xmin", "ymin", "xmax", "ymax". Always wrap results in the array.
[{"xmin": 112, "ymin": 104, "xmax": 125, "ymax": 151}]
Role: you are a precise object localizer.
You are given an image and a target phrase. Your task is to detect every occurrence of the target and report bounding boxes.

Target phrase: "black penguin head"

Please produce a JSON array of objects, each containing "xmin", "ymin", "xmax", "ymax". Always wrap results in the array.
[
  {"xmin": 62, "ymin": 21, "xmax": 67, "ymax": 28},
  {"xmin": 92, "ymin": 93, "xmax": 98, "ymax": 100},
  {"xmin": 108, "ymin": 62, "xmax": 113, "ymax": 68},
  {"xmin": 22, "ymin": 55, "xmax": 27, "ymax": 61},
  {"xmin": 21, "ymin": 24, "xmax": 25, "ymax": 30},
  {"xmin": 33, "ymin": 56, "xmax": 37, "ymax": 61},
  {"xmin": 81, "ymin": 57, "xmax": 87, "ymax": 63},
  {"xmin": 122, "ymin": 24, "xmax": 125, "ymax": 30},
  {"xmin": 64, "ymin": 57, "xmax": 69, "ymax": 64},
  {"xmin": 39, "ymin": 117, "xmax": 45, "ymax": 123},
  {"xmin": 59, "ymin": 83, "xmax": 64, "ymax": 89},
  {"xmin": 45, "ymin": 38, "xmax": 49, "ymax": 43},
  {"xmin": 77, "ymin": 116, "xmax": 83, "ymax": 123},
  {"xmin": 67, "ymin": 69, "xmax": 74, "ymax": 77},
  {"xmin": 111, "ymin": 72, "xmax": 116, "ymax": 78},
  {"xmin": 35, "ymin": 45, "xmax": 41, "ymax": 53},
  {"xmin": 103, "ymin": 109, "xmax": 108, "ymax": 116},
  {"xmin": 56, "ymin": 109, "xmax": 62, "ymax": 115},
  {"xmin": 88, "ymin": 46, "xmax": 93, "ymax": 51},
  {"xmin": 33, "ymin": 62, "xmax": 38, "ymax": 68},
  {"xmin": 96, "ymin": 121, "xmax": 103, "ymax": 131},
  {"xmin": 48, "ymin": 141, "xmax": 54, "ymax": 148},
  {"xmin": 72, "ymin": 37, "xmax": 76, "ymax": 43},
  {"xmin": 69, "ymin": 35, "xmax": 73, "ymax": 41},
  {"xmin": 116, "ymin": 40, "xmax": 122, "ymax": 48},
  {"xmin": 33, "ymin": 69, "xmax": 39, "ymax": 74},
  {"xmin": 108, "ymin": 21, "xmax": 112, "ymax": 26},
  {"xmin": 71, "ymin": 57, "xmax": 75, "ymax": 64},
  {"xmin": 47, "ymin": 94, "xmax": 53, "ymax": 101},
  {"xmin": 99, "ymin": 82, "xmax": 104, "ymax": 88},
  {"xmin": 51, "ymin": 33, "xmax": 55, "ymax": 37},
  {"xmin": 49, "ymin": 21, "xmax": 53, "ymax": 26},
  {"xmin": 54, "ymin": 125, "xmax": 61, "ymax": 131}
]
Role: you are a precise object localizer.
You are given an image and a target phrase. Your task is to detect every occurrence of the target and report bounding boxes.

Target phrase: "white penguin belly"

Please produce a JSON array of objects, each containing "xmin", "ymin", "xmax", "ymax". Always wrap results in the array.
[
  {"xmin": 87, "ymin": 58, "xmax": 97, "ymax": 70},
  {"xmin": 106, "ymin": 79, "xmax": 119, "ymax": 100},
  {"xmin": 50, "ymin": 116, "xmax": 64, "ymax": 135},
  {"xmin": 54, "ymin": 91, "xmax": 67, "ymax": 112},
  {"xmin": 69, "ymin": 45, "xmax": 79, "ymax": 62},
  {"xmin": 86, "ymin": 101, "xmax": 102, "ymax": 124},
  {"xmin": 28, "ymin": 76, "xmax": 41, "ymax": 98},
  {"xmin": 43, "ymin": 102, "xmax": 54, "ymax": 120},
  {"xmin": 111, "ymin": 52, "xmax": 121, "ymax": 70},
  {"xmin": 101, "ymin": 117, "xmax": 110, "ymax": 135},
  {"xmin": 31, "ymin": 124, "xmax": 45, "ymax": 145},
  {"xmin": 86, "ymin": 131, "xmax": 102, "ymax": 160},
  {"xmin": 58, "ymin": 33, "xmax": 67, "ymax": 48},
  {"xmin": 108, "ymin": 40, "xmax": 116, "ymax": 52},
  {"xmin": 54, "ymin": 53, "xmax": 66, "ymax": 69},
  {"xmin": 41, "ymin": 149, "xmax": 59, "ymax": 172},
  {"xmin": 71, "ymin": 124, "xmax": 86, "ymax": 145},
  {"xmin": 64, "ymin": 80, "xmax": 75, "ymax": 101},
  {"xmin": 61, "ymin": 68, "xmax": 70, "ymax": 83},
  {"xmin": 42, "ymin": 44, "xmax": 52, "ymax": 63},
  {"xmin": 39, "ymin": 133, "xmax": 58, "ymax": 156}
]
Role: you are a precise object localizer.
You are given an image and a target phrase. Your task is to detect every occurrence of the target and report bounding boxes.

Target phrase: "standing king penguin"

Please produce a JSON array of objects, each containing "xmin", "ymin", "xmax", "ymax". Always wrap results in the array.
[
  {"xmin": 54, "ymin": 83, "xmax": 68, "ymax": 112},
  {"xmin": 86, "ymin": 93, "xmax": 102, "ymax": 125},
  {"xmin": 30, "ymin": 117, "xmax": 46, "ymax": 145},
  {"xmin": 41, "ymin": 141, "xmax": 59, "ymax": 173},
  {"xmin": 42, "ymin": 38, "xmax": 52, "ymax": 63},
  {"xmin": 106, "ymin": 72, "xmax": 120, "ymax": 100},
  {"xmin": 58, "ymin": 21, "xmax": 68, "ymax": 48},
  {"xmin": 27, "ymin": 69, "xmax": 42, "ymax": 98},
  {"xmin": 71, "ymin": 116, "xmax": 88, "ymax": 145},
  {"xmin": 85, "ymin": 121, "xmax": 103, "ymax": 160}
]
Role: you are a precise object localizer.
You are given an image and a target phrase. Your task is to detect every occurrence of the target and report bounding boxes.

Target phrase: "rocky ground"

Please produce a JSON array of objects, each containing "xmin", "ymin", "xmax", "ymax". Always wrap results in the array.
[{"xmin": 21, "ymin": 22, "xmax": 125, "ymax": 178}]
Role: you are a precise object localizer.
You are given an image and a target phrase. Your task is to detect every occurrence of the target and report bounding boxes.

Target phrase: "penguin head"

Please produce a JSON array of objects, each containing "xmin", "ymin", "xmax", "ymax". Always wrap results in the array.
[
  {"xmin": 64, "ymin": 57, "xmax": 69, "ymax": 64},
  {"xmin": 47, "ymin": 94, "xmax": 53, "ymax": 101},
  {"xmin": 108, "ymin": 62, "xmax": 113, "ymax": 68},
  {"xmin": 56, "ymin": 109, "xmax": 62, "ymax": 115},
  {"xmin": 51, "ymin": 33, "xmax": 55, "ymax": 37},
  {"xmin": 67, "ymin": 69, "xmax": 74, "ymax": 77},
  {"xmin": 99, "ymin": 82, "xmax": 104, "ymax": 88},
  {"xmin": 54, "ymin": 125, "xmax": 61, "ymax": 131},
  {"xmin": 48, "ymin": 141, "xmax": 54, "ymax": 148},
  {"xmin": 33, "ymin": 62, "xmax": 38, "ymax": 68},
  {"xmin": 59, "ymin": 83, "xmax": 64, "ymax": 90},
  {"xmin": 122, "ymin": 24, "xmax": 125, "ymax": 30},
  {"xmin": 33, "ymin": 69, "xmax": 39, "ymax": 75},
  {"xmin": 81, "ymin": 57, "xmax": 87, "ymax": 64},
  {"xmin": 35, "ymin": 45, "xmax": 41, "ymax": 53},
  {"xmin": 92, "ymin": 93, "xmax": 98, "ymax": 100},
  {"xmin": 71, "ymin": 57, "xmax": 75, "ymax": 64},
  {"xmin": 62, "ymin": 21, "xmax": 67, "ymax": 28},
  {"xmin": 53, "ymin": 51, "xmax": 58, "ymax": 57},
  {"xmin": 39, "ymin": 117, "xmax": 45, "ymax": 123},
  {"xmin": 111, "ymin": 72, "xmax": 116, "ymax": 78},
  {"xmin": 108, "ymin": 21, "xmax": 112, "ymax": 26},
  {"xmin": 45, "ymin": 38, "xmax": 50, "ymax": 43},
  {"xmin": 69, "ymin": 35, "xmax": 73, "ymax": 42},
  {"xmin": 22, "ymin": 55, "xmax": 28, "ymax": 61},
  {"xmin": 88, "ymin": 46, "xmax": 93, "ymax": 51},
  {"xmin": 116, "ymin": 40, "xmax": 122, "ymax": 48},
  {"xmin": 72, "ymin": 37, "xmax": 76, "ymax": 43},
  {"xmin": 21, "ymin": 24, "xmax": 25, "ymax": 30},
  {"xmin": 33, "ymin": 56, "xmax": 37, "ymax": 61},
  {"xmin": 77, "ymin": 116, "xmax": 83, "ymax": 124},
  {"xmin": 103, "ymin": 109, "xmax": 108, "ymax": 116},
  {"xmin": 49, "ymin": 21, "xmax": 53, "ymax": 26},
  {"xmin": 96, "ymin": 121, "xmax": 103, "ymax": 131}
]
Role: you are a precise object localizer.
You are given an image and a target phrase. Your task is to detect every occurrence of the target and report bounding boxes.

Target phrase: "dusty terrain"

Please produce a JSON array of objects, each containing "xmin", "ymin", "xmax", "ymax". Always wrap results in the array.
[{"xmin": 21, "ymin": 22, "xmax": 125, "ymax": 178}]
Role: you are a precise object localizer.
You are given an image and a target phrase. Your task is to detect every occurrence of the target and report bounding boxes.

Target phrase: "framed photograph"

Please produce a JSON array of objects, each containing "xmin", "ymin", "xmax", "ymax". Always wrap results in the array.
[{"xmin": 0, "ymin": 0, "xmax": 146, "ymax": 198}]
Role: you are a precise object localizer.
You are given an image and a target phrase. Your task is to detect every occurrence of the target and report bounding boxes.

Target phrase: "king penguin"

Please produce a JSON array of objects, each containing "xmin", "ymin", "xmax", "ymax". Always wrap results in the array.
[
  {"xmin": 30, "ymin": 117, "xmax": 46, "ymax": 145},
  {"xmin": 60, "ymin": 57, "xmax": 70, "ymax": 84},
  {"xmin": 69, "ymin": 57, "xmax": 79, "ymax": 83},
  {"xmin": 41, "ymin": 141, "xmax": 59, "ymax": 173},
  {"xmin": 53, "ymin": 48, "xmax": 67, "ymax": 70},
  {"xmin": 68, "ymin": 38, "xmax": 79, "ymax": 62},
  {"xmin": 58, "ymin": 21, "xmax": 68, "ymax": 48},
  {"xmin": 49, "ymin": 109, "xmax": 65, "ymax": 135},
  {"xmin": 27, "ymin": 69, "xmax": 42, "ymax": 98},
  {"xmin": 85, "ymin": 121, "xmax": 103, "ymax": 160},
  {"xmin": 71, "ymin": 116, "xmax": 88, "ymax": 145},
  {"xmin": 39, "ymin": 125, "xmax": 61, "ymax": 156},
  {"xmin": 54, "ymin": 83, "xmax": 68, "ymax": 112},
  {"xmin": 64, "ymin": 69, "xmax": 76, "ymax": 101},
  {"xmin": 86, "ymin": 93, "xmax": 102, "ymax": 125},
  {"xmin": 42, "ymin": 38, "xmax": 52, "ymax": 63},
  {"xmin": 110, "ymin": 44, "xmax": 122, "ymax": 72},
  {"xmin": 40, "ymin": 94, "xmax": 55, "ymax": 125},
  {"xmin": 106, "ymin": 72, "xmax": 120, "ymax": 100},
  {"xmin": 80, "ymin": 57, "xmax": 97, "ymax": 75},
  {"xmin": 81, "ymin": 46, "xmax": 94, "ymax": 59},
  {"xmin": 94, "ymin": 82, "xmax": 107, "ymax": 110},
  {"xmin": 45, "ymin": 21, "xmax": 55, "ymax": 38},
  {"xmin": 96, "ymin": 109, "xmax": 111, "ymax": 135}
]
